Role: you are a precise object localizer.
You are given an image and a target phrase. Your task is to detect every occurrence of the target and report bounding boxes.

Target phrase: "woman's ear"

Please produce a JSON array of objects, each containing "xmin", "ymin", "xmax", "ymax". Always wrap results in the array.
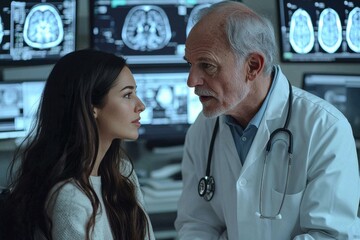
[
  {"xmin": 246, "ymin": 53, "xmax": 265, "ymax": 81},
  {"xmin": 93, "ymin": 107, "xmax": 98, "ymax": 118}
]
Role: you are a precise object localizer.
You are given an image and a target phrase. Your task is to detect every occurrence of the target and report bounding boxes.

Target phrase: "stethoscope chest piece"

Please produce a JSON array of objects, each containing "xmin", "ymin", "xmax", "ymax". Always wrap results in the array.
[
  {"xmin": 198, "ymin": 117, "xmax": 219, "ymax": 201},
  {"xmin": 198, "ymin": 175, "xmax": 215, "ymax": 201}
]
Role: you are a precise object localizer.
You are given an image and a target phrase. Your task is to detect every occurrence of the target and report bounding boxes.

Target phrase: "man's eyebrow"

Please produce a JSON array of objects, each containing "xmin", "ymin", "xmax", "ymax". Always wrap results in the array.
[
  {"xmin": 197, "ymin": 56, "xmax": 214, "ymax": 62},
  {"xmin": 183, "ymin": 56, "xmax": 214, "ymax": 63}
]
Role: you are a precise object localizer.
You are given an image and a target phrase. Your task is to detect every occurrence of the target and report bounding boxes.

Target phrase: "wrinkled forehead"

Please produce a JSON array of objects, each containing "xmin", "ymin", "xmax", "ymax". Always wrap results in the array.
[
  {"xmin": 185, "ymin": 2, "xmax": 257, "ymax": 56},
  {"xmin": 185, "ymin": 14, "xmax": 229, "ymax": 57},
  {"xmin": 189, "ymin": 1, "xmax": 255, "ymax": 34},
  {"xmin": 192, "ymin": 10, "xmax": 226, "ymax": 35}
]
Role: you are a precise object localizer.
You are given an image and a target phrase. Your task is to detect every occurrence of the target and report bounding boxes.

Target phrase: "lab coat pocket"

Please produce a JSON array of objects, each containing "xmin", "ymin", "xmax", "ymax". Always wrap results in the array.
[{"xmin": 269, "ymin": 188, "xmax": 304, "ymax": 239}]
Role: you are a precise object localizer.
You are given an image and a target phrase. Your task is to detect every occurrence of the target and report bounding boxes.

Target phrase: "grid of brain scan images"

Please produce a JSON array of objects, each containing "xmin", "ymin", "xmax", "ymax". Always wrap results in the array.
[
  {"xmin": 0, "ymin": 0, "xmax": 77, "ymax": 64},
  {"xmin": 90, "ymin": 0, "xmax": 222, "ymax": 65},
  {"xmin": 279, "ymin": 0, "xmax": 360, "ymax": 62}
]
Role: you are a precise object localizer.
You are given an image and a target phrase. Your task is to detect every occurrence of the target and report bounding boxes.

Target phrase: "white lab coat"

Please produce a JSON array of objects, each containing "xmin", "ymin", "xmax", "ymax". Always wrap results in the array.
[{"xmin": 175, "ymin": 66, "xmax": 360, "ymax": 240}]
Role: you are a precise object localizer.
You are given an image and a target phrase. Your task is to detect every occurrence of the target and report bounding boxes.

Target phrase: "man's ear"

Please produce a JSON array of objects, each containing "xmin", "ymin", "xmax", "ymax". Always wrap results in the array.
[{"xmin": 246, "ymin": 53, "xmax": 265, "ymax": 81}]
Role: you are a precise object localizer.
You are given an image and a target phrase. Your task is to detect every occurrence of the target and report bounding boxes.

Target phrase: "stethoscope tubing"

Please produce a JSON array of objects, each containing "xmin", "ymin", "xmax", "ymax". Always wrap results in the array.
[
  {"xmin": 198, "ymin": 80, "xmax": 294, "ymax": 217},
  {"xmin": 198, "ymin": 117, "xmax": 219, "ymax": 200}
]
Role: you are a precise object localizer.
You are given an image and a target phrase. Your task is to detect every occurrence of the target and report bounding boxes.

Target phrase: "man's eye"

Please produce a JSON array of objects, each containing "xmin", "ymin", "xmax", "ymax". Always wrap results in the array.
[
  {"xmin": 201, "ymin": 63, "xmax": 217, "ymax": 74},
  {"xmin": 201, "ymin": 63, "xmax": 214, "ymax": 69}
]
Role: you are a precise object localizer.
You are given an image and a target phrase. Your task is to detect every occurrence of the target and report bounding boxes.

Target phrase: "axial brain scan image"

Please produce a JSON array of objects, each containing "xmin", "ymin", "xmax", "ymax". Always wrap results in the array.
[
  {"xmin": 0, "ymin": 16, "xmax": 4, "ymax": 44},
  {"xmin": 317, "ymin": 8, "xmax": 342, "ymax": 53},
  {"xmin": 23, "ymin": 4, "xmax": 64, "ymax": 49},
  {"xmin": 0, "ymin": 0, "xmax": 77, "ymax": 64},
  {"xmin": 346, "ymin": 7, "xmax": 360, "ymax": 53},
  {"xmin": 289, "ymin": 8, "xmax": 315, "ymax": 54},
  {"xmin": 122, "ymin": 5, "xmax": 172, "ymax": 51},
  {"xmin": 90, "ymin": 0, "xmax": 223, "ymax": 65}
]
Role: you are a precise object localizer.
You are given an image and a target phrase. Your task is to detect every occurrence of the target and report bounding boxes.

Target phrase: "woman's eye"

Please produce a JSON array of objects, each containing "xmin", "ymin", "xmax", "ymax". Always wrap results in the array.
[{"xmin": 124, "ymin": 93, "xmax": 132, "ymax": 99}]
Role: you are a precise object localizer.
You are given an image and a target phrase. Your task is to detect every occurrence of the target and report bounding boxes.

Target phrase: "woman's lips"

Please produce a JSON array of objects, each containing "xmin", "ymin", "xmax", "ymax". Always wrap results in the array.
[{"xmin": 132, "ymin": 118, "xmax": 141, "ymax": 127}]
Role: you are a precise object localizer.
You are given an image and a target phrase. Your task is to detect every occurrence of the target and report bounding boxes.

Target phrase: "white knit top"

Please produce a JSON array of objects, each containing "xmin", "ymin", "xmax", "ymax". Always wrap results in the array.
[{"xmin": 43, "ymin": 161, "xmax": 155, "ymax": 240}]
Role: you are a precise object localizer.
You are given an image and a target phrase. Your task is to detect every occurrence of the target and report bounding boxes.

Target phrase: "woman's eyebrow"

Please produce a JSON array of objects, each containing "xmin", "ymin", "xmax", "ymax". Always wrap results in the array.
[{"xmin": 120, "ymin": 85, "xmax": 135, "ymax": 91}]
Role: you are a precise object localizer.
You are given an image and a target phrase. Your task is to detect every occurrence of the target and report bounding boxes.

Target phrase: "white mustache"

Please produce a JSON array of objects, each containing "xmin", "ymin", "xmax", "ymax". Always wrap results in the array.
[{"xmin": 194, "ymin": 88, "xmax": 216, "ymax": 97}]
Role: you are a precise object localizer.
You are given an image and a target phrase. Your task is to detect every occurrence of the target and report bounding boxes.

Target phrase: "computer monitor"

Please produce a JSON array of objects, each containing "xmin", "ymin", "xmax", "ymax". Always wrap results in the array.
[
  {"xmin": 134, "ymin": 68, "xmax": 202, "ymax": 146},
  {"xmin": 89, "ymin": 0, "xmax": 223, "ymax": 66},
  {"xmin": 0, "ymin": 0, "xmax": 77, "ymax": 66},
  {"xmin": 0, "ymin": 80, "xmax": 45, "ymax": 140},
  {"xmin": 302, "ymin": 73, "xmax": 360, "ymax": 138},
  {"xmin": 278, "ymin": 0, "xmax": 360, "ymax": 62}
]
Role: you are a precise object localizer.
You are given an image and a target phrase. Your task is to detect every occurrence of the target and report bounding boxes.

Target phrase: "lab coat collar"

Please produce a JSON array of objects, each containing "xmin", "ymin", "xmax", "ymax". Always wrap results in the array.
[
  {"xmin": 263, "ymin": 65, "xmax": 290, "ymax": 123},
  {"xmin": 242, "ymin": 65, "xmax": 291, "ymax": 173},
  {"xmin": 214, "ymin": 66, "xmax": 291, "ymax": 178}
]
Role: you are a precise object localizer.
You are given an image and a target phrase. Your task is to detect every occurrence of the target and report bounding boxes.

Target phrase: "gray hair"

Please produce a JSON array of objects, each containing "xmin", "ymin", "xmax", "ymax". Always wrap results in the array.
[{"xmin": 196, "ymin": 1, "xmax": 278, "ymax": 75}]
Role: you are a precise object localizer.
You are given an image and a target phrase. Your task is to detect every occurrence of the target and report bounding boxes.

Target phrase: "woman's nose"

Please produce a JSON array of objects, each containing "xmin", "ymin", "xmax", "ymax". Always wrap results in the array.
[{"xmin": 136, "ymin": 97, "xmax": 145, "ymax": 113}]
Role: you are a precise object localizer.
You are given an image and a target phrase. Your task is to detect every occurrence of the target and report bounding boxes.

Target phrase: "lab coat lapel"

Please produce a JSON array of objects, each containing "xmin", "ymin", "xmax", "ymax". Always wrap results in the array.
[
  {"xmin": 241, "ymin": 120, "xmax": 270, "ymax": 173},
  {"xmin": 241, "ymin": 66, "xmax": 291, "ymax": 173},
  {"xmin": 218, "ymin": 116, "xmax": 242, "ymax": 180}
]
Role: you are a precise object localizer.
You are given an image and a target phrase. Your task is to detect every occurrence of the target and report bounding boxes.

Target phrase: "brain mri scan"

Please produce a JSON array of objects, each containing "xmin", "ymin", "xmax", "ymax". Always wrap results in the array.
[
  {"xmin": 289, "ymin": 8, "xmax": 315, "ymax": 54},
  {"xmin": 122, "ymin": 5, "xmax": 171, "ymax": 51},
  {"xmin": 91, "ymin": 0, "xmax": 224, "ymax": 65},
  {"xmin": 0, "ymin": 16, "xmax": 4, "ymax": 44},
  {"xmin": 23, "ymin": 3, "xmax": 64, "ymax": 49},
  {"xmin": 318, "ymin": 8, "xmax": 342, "ymax": 53},
  {"xmin": 0, "ymin": 0, "xmax": 76, "ymax": 64},
  {"xmin": 346, "ymin": 7, "xmax": 360, "ymax": 53}
]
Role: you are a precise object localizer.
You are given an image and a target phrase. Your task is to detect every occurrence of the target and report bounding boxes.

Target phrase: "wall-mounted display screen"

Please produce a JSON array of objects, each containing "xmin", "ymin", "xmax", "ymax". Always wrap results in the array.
[
  {"xmin": 302, "ymin": 73, "xmax": 360, "ymax": 138},
  {"xmin": 134, "ymin": 69, "xmax": 202, "ymax": 145},
  {"xmin": 0, "ymin": 72, "xmax": 203, "ymax": 145},
  {"xmin": 0, "ymin": 0, "xmax": 77, "ymax": 66},
  {"xmin": 278, "ymin": 0, "xmax": 360, "ymax": 62},
  {"xmin": 90, "ymin": 0, "xmax": 223, "ymax": 65},
  {"xmin": 0, "ymin": 80, "xmax": 45, "ymax": 140}
]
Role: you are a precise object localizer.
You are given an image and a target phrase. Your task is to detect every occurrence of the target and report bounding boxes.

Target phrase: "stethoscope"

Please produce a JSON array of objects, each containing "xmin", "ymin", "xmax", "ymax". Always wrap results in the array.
[{"xmin": 198, "ymin": 80, "xmax": 293, "ymax": 220}]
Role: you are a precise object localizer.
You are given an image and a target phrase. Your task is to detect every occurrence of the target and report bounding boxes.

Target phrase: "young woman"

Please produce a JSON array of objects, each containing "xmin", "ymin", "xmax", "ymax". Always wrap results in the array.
[{"xmin": 1, "ymin": 49, "xmax": 154, "ymax": 239}]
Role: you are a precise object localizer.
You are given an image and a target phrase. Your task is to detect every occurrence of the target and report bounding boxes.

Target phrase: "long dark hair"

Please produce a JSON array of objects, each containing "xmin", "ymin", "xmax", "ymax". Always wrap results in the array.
[{"xmin": 1, "ymin": 49, "xmax": 149, "ymax": 239}]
